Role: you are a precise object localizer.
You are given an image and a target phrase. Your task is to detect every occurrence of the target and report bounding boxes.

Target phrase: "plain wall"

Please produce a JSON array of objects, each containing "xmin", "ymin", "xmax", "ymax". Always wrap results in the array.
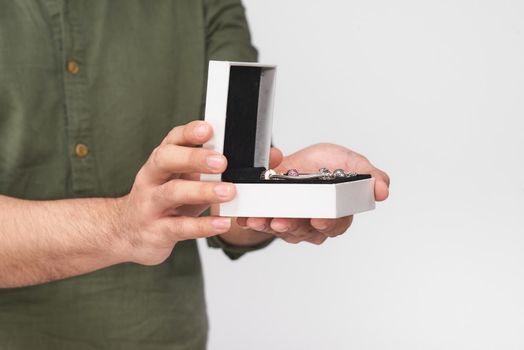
[{"xmin": 198, "ymin": 1, "xmax": 524, "ymax": 349}]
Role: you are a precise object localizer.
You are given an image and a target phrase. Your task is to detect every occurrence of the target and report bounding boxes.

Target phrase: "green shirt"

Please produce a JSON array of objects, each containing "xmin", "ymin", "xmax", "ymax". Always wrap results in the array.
[{"xmin": 0, "ymin": 1, "xmax": 266, "ymax": 349}]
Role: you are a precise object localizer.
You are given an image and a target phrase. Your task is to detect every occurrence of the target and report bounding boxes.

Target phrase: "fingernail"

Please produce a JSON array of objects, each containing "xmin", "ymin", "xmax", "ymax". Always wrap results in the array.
[
  {"xmin": 316, "ymin": 224, "xmax": 329, "ymax": 231},
  {"xmin": 212, "ymin": 217, "xmax": 231, "ymax": 230},
  {"xmin": 206, "ymin": 155, "xmax": 225, "ymax": 169},
  {"xmin": 214, "ymin": 184, "xmax": 233, "ymax": 199},
  {"xmin": 194, "ymin": 123, "xmax": 209, "ymax": 138},
  {"xmin": 253, "ymin": 224, "xmax": 267, "ymax": 231}
]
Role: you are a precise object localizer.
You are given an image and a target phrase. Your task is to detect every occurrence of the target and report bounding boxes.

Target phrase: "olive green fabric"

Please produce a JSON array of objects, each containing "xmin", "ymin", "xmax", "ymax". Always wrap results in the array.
[{"xmin": 0, "ymin": 1, "xmax": 266, "ymax": 349}]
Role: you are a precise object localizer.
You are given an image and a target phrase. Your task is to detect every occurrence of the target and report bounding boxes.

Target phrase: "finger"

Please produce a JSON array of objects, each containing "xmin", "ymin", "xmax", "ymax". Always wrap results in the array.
[
  {"xmin": 278, "ymin": 232, "xmax": 302, "ymax": 244},
  {"xmin": 177, "ymin": 204, "xmax": 211, "ymax": 217},
  {"xmin": 271, "ymin": 218, "xmax": 314, "ymax": 239},
  {"xmin": 311, "ymin": 216, "xmax": 353, "ymax": 238},
  {"xmin": 310, "ymin": 218, "xmax": 337, "ymax": 233},
  {"xmin": 161, "ymin": 216, "xmax": 232, "ymax": 240},
  {"xmin": 236, "ymin": 217, "xmax": 249, "ymax": 228},
  {"xmin": 270, "ymin": 218, "xmax": 306, "ymax": 235},
  {"xmin": 269, "ymin": 147, "xmax": 284, "ymax": 169},
  {"xmin": 279, "ymin": 231, "xmax": 315, "ymax": 244},
  {"xmin": 245, "ymin": 217, "xmax": 272, "ymax": 232},
  {"xmin": 156, "ymin": 179, "xmax": 236, "ymax": 207},
  {"xmin": 143, "ymin": 144, "xmax": 227, "ymax": 184},
  {"xmin": 374, "ymin": 177, "xmax": 390, "ymax": 202},
  {"xmin": 305, "ymin": 233, "xmax": 328, "ymax": 245},
  {"xmin": 353, "ymin": 160, "xmax": 390, "ymax": 202},
  {"xmin": 161, "ymin": 120, "xmax": 213, "ymax": 146}
]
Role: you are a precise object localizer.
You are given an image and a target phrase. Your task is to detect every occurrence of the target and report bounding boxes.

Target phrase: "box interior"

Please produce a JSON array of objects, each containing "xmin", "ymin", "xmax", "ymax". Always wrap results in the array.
[
  {"xmin": 223, "ymin": 66, "xmax": 263, "ymax": 172},
  {"xmin": 221, "ymin": 65, "xmax": 370, "ymax": 185},
  {"xmin": 223, "ymin": 167, "xmax": 372, "ymax": 184}
]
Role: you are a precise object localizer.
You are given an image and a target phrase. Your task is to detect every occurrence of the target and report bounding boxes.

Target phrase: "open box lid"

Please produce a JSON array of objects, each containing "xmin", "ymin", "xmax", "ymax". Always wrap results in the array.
[{"xmin": 201, "ymin": 61, "xmax": 276, "ymax": 183}]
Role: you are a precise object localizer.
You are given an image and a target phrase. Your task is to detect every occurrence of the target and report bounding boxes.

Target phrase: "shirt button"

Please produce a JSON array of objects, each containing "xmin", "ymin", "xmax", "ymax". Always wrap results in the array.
[
  {"xmin": 67, "ymin": 60, "xmax": 80, "ymax": 75},
  {"xmin": 74, "ymin": 143, "xmax": 89, "ymax": 158}
]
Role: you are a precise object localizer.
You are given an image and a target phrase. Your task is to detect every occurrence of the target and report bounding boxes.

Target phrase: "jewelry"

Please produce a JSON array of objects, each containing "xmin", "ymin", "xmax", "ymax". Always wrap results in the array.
[
  {"xmin": 262, "ymin": 169, "xmax": 278, "ymax": 180},
  {"xmin": 319, "ymin": 168, "xmax": 330, "ymax": 175},
  {"xmin": 261, "ymin": 168, "xmax": 357, "ymax": 181},
  {"xmin": 333, "ymin": 169, "xmax": 347, "ymax": 177},
  {"xmin": 286, "ymin": 169, "xmax": 299, "ymax": 177}
]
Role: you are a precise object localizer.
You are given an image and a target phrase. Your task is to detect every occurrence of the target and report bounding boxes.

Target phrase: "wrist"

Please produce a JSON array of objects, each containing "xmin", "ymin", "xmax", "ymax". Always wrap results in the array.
[{"xmin": 104, "ymin": 195, "xmax": 132, "ymax": 264}]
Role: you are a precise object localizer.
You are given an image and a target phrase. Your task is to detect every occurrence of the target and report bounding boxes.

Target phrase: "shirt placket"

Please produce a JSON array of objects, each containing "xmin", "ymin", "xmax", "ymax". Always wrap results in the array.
[{"xmin": 62, "ymin": 1, "xmax": 98, "ymax": 195}]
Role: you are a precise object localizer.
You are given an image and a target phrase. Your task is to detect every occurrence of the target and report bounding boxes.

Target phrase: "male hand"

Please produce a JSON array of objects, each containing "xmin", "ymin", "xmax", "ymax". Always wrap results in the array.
[
  {"xmin": 115, "ymin": 121, "xmax": 236, "ymax": 265},
  {"xmin": 236, "ymin": 143, "xmax": 390, "ymax": 245}
]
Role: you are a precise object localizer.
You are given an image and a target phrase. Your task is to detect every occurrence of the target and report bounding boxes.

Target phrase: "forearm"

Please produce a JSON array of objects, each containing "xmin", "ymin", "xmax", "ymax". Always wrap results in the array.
[{"xmin": 0, "ymin": 195, "xmax": 124, "ymax": 288}]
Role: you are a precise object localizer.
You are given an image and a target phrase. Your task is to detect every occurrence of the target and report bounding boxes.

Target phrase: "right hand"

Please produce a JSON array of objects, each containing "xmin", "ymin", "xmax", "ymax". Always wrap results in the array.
[{"xmin": 114, "ymin": 121, "xmax": 235, "ymax": 266}]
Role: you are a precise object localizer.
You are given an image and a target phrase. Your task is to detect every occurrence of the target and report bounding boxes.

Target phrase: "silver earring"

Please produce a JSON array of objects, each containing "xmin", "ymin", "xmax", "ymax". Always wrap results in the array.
[{"xmin": 261, "ymin": 168, "xmax": 357, "ymax": 181}]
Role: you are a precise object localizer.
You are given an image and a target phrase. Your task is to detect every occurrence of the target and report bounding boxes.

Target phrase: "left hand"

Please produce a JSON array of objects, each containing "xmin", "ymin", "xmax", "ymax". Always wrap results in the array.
[{"xmin": 236, "ymin": 143, "xmax": 390, "ymax": 245}]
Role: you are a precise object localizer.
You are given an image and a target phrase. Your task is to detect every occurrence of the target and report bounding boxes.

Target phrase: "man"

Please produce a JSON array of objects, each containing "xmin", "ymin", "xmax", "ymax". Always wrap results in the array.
[{"xmin": 0, "ymin": 1, "xmax": 389, "ymax": 349}]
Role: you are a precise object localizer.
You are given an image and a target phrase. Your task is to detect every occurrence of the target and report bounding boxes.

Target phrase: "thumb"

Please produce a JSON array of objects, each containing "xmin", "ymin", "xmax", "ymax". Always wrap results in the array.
[{"xmin": 269, "ymin": 147, "xmax": 284, "ymax": 169}]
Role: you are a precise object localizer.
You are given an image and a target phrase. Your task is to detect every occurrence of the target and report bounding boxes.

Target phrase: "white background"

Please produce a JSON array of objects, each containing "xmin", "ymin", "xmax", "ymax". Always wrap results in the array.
[{"xmin": 198, "ymin": 1, "xmax": 524, "ymax": 349}]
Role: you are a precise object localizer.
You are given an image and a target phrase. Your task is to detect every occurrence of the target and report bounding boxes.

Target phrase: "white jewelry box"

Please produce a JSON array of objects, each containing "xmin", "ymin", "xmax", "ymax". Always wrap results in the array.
[{"xmin": 201, "ymin": 61, "xmax": 375, "ymax": 218}]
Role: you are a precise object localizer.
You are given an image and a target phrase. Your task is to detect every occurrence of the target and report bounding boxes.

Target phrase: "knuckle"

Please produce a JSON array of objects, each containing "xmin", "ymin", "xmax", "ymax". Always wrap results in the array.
[
  {"xmin": 159, "ymin": 179, "xmax": 180, "ymax": 201},
  {"xmin": 189, "ymin": 219, "xmax": 209, "ymax": 238},
  {"xmin": 201, "ymin": 218, "xmax": 214, "ymax": 234},
  {"xmin": 170, "ymin": 218, "xmax": 187, "ymax": 239},
  {"xmin": 206, "ymin": 183, "xmax": 220, "ymax": 201},
  {"xmin": 133, "ymin": 168, "xmax": 148, "ymax": 190},
  {"xmin": 188, "ymin": 147, "xmax": 204, "ymax": 164},
  {"xmin": 176, "ymin": 190, "xmax": 190, "ymax": 205},
  {"xmin": 185, "ymin": 148, "xmax": 200, "ymax": 167},
  {"xmin": 175, "ymin": 218, "xmax": 208, "ymax": 239},
  {"xmin": 151, "ymin": 146, "xmax": 166, "ymax": 170},
  {"xmin": 175, "ymin": 147, "xmax": 195, "ymax": 170},
  {"xmin": 178, "ymin": 184, "xmax": 195, "ymax": 204},
  {"xmin": 151, "ymin": 184, "xmax": 167, "ymax": 203}
]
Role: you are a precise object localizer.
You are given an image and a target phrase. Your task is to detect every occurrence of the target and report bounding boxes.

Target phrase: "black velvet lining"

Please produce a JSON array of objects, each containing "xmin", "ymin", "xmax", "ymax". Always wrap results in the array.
[{"xmin": 223, "ymin": 66, "xmax": 261, "ymax": 175}]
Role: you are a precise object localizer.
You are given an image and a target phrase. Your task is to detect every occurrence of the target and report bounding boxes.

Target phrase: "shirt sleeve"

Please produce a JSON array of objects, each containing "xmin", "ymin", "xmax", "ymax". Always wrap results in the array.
[
  {"xmin": 202, "ymin": 204, "xmax": 274, "ymax": 260},
  {"xmin": 204, "ymin": 0, "xmax": 258, "ymax": 62},
  {"xmin": 206, "ymin": 235, "xmax": 275, "ymax": 260},
  {"xmin": 203, "ymin": 0, "xmax": 274, "ymax": 260}
]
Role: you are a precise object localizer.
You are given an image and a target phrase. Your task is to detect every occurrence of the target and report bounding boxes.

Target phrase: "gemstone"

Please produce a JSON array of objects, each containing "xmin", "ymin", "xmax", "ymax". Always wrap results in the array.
[
  {"xmin": 333, "ymin": 169, "xmax": 346, "ymax": 177},
  {"xmin": 261, "ymin": 169, "xmax": 277, "ymax": 180},
  {"xmin": 319, "ymin": 168, "xmax": 330, "ymax": 175},
  {"xmin": 286, "ymin": 169, "xmax": 299, "ymax": 177}
]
